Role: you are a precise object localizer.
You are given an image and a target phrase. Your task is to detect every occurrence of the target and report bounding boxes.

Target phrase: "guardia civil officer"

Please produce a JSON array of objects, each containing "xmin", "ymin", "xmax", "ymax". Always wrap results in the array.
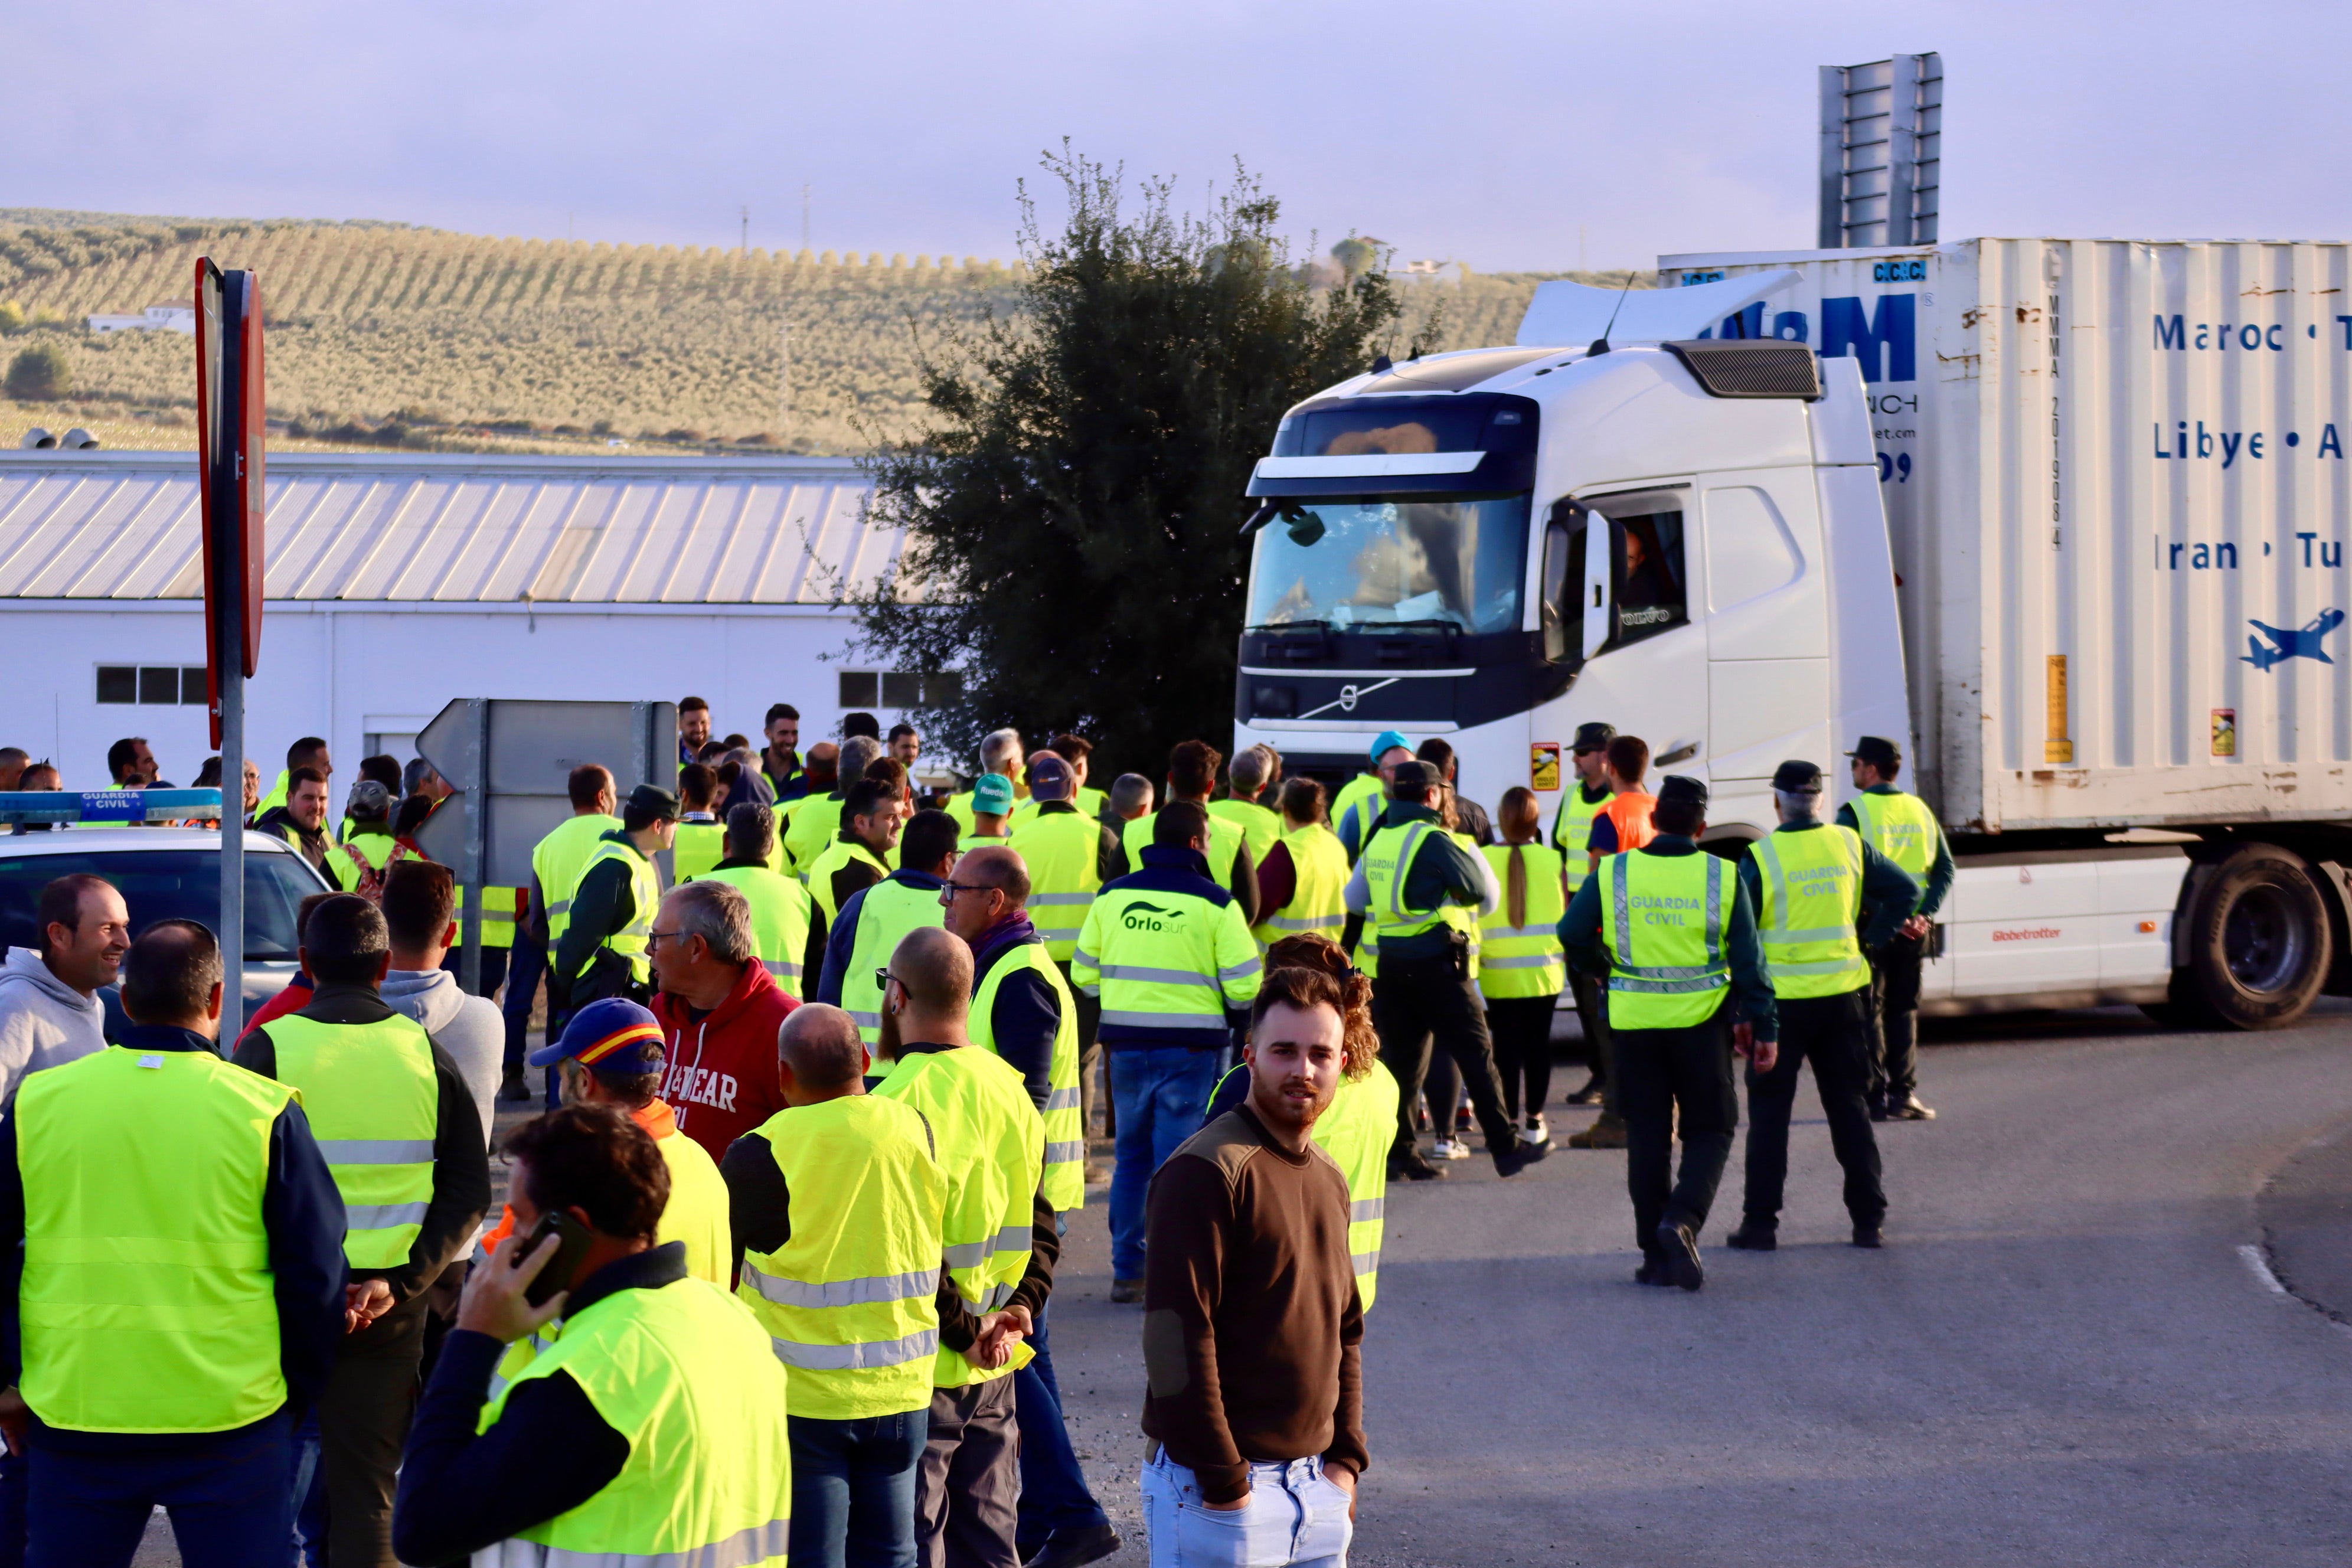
[
  {"xmin": 552, "ymin": 784, "xmax": 680, "ymax": 1011},
  {"xmin": 1728, "ymin": 762, "xmax": 1918, "ymax": 1253},
  {"xmin": 1345, "ymin": 759, "xmax": 1547, "ymax": 1182},
  {"xmin": 1838, "ymin": 736, "xmax": 1954, "ymax": 1121},
  {"xmin": 1560, "ymin": 775, "xmax": 1775, "ymax": 1291}
]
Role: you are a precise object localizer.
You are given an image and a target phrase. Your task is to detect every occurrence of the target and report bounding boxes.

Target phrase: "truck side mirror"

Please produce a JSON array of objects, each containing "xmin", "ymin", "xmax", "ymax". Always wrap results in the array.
[
  {"xmin": 1541, "ymin": 518, "xmax": 1577, "ymax": 663},
  {"xmin": 1581, "ymin": 515, "xmax": 1614, "ymax": 661}
]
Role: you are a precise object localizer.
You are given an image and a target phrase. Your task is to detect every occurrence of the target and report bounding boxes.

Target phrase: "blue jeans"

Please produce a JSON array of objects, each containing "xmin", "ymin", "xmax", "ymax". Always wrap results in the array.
[
  {"xmin": 788, "ymin": 1407, "xmax": 928, "ymax": 1568},
  {"xmin": 27, "ymin": 1414, "xmax": 295, "ymax": 1568},
  {"xmin": 1014, "ymin": 1298, "xmax": 1110, "ymax": 1556},
  {"xmin": 1109, "ymin": 1045, "xmax": 1220, "ymax": 1280},
  {"xmin": 1140, "ymin": 1450, "xmax": 1351, "ymax": 1568}
]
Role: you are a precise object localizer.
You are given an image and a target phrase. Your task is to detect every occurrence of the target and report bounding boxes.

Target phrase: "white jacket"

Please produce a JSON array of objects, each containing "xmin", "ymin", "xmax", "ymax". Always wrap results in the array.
[
  {"xmin": 380, "ymin": 968, "xmax": 502, "ymax": 1152},
  {"xmin": 0, "ymin": 947, "xmax": 108, "ymax": 1104}
]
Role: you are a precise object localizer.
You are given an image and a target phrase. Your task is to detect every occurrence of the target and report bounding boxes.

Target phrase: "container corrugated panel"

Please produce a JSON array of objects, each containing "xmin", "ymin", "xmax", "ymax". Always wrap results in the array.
[
  {"xmin": 1662, "ymin": 238, "xmax": 2352, "ymax": 833},
  {"xmin": 0, "ymin": 452, "xmax": 898, "ymax": 606}
]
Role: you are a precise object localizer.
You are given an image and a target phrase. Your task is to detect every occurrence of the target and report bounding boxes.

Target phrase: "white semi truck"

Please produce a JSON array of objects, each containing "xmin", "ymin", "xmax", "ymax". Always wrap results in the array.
[{"xmin": 1234, "ymin": 237, "xmax": 2352, "ymax": 1028}]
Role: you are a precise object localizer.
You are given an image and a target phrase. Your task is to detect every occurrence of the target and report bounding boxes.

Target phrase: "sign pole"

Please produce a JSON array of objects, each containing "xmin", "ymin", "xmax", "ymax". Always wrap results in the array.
[{"xmin": 460, "ymin": 698, "xmax": 487, "ymax": 996}]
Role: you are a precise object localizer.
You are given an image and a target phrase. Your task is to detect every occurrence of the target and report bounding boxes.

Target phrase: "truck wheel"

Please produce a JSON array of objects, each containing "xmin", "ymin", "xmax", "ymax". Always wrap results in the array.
[{"xmin": 2179, "ymin": 844, "xmax": 2331, "ymax": 1030}]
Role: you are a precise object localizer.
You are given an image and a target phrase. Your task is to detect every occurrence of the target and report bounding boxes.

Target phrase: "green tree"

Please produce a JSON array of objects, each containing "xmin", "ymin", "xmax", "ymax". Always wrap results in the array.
[
  {"xmin": 4, "ymin": 344, "xmax": 69, "ymax": 400},
  {"xmin": 1330, "ymin": 236, "xmax": 1383, "ymax": 279},
  {"xmin": 856, "ymin": 150, "xmax": 1411, "ymax": 774}
]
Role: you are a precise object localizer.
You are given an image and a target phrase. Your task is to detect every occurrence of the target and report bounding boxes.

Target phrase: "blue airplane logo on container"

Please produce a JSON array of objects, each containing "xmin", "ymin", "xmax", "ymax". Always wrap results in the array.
[{"xmin": 2243, "ymin": 609, "xmax": 2346, "ymax": 671}]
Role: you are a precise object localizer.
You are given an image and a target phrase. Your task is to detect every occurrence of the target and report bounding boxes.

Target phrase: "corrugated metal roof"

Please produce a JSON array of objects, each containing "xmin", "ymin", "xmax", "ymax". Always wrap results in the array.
[{"xmin": 0, "ymin": 452, "xmax": 897, "ymax": 605}]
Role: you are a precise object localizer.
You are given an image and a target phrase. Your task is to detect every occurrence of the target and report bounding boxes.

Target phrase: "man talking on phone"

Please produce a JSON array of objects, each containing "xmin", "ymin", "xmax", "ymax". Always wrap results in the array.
[{"xmin": 394, "ymin": 1105, "xmax": 794, "ymax": 1566}]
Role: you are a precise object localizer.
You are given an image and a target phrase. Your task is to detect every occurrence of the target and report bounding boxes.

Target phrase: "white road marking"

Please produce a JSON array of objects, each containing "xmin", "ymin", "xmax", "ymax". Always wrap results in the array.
[{"xmin": 2239, "ymin": 1243, "xmax": 2289, "ymax": 1295}]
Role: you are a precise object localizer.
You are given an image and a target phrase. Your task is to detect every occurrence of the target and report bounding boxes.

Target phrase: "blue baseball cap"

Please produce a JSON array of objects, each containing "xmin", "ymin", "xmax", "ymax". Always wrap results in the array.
[
  {"xmin": 1370, "ymin": 730, "xmax": 1411, "ymax": 762},
  {"xmin": 972, "ymin": 772, "xmax": 1015, "ymax": 814},
  {"xmin": 529, "ymin": 998, "xmax": 665, "ymax": 1075}
]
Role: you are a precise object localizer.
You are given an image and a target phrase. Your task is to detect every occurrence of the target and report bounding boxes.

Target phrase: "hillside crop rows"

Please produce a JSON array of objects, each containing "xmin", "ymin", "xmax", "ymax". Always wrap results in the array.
[{"xmin": 0, "ymin": 214, "xmax": 1638, "ymax": 453}]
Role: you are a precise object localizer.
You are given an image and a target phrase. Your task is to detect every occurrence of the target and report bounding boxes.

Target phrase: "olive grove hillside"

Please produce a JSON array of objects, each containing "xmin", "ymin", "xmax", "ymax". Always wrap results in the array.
[{"xmin": 0, "ymin": 211, "xmax": 1640, "ymax": 455}]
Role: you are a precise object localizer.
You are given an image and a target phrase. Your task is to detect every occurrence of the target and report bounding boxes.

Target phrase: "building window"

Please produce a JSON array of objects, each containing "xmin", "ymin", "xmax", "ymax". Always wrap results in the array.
[
  {"xmin": 837, "ymin": 671, "xmax": 955, "ymax": 709},
  {"xmin": 97, "ymin": 665, "xmax": 207, "ymax": 705}
]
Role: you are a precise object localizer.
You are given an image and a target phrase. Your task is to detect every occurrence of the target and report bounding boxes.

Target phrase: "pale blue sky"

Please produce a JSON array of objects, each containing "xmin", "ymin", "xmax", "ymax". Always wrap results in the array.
[{"xmin": 5, "ymin": 0, "xmax": 2345, "ymax": 272}]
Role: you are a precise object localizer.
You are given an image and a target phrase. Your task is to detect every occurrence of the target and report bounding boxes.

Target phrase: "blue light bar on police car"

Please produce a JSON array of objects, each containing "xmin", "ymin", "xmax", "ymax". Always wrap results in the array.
[{"xmin": 0, "ymin": 789, "xmax": 223, "ymax": 825}]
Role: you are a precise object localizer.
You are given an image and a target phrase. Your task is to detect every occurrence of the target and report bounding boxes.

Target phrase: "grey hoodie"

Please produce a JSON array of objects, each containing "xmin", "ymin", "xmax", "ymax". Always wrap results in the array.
[
  {"xmin": 380, "ymin": 968, "xmax": 502, "ymax": 1152},
  {"xmin": 0, "ymin": 946, "xmax": 107, "ymax": 1104}
]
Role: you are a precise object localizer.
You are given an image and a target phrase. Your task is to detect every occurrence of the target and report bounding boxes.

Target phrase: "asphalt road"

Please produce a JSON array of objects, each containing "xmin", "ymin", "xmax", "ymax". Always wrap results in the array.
[
  {"xmin": 1042, "ymin": 1005, "xmax": 2352, "ymax": 1567},
  {"xmin": 132, "ymin": 1004, "xmax": 2352, "ymax": 1566}
]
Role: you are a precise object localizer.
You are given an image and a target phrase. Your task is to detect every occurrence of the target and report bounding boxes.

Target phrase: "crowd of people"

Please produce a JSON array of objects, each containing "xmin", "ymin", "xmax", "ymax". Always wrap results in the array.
[{"xmin": 0, "ymin": 696, "xmax": 1954, "ymax": 1567}]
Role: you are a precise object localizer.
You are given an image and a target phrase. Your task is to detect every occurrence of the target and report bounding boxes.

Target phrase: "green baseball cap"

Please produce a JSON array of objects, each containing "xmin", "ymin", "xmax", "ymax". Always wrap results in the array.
[{"xmin": 972, "ymin": 772, "xmax": 1015, "ymax": 814}]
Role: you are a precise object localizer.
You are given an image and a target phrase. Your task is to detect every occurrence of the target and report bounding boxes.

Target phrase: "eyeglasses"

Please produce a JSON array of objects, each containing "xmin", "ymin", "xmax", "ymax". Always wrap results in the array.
[
  {"xmin": 940, "ymin": 880, "xmax": 992, "ymax": 897},
  {"xmin": 646, "ymin": 930, "xmax": 687, "ymax": 951}
]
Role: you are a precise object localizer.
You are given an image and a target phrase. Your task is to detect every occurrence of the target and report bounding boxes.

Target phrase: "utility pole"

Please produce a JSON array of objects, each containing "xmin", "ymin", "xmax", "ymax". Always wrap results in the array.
[
  {"xmin": 778, "ymin": 319, "xmax": 792, "ymax": 440},
  {"xmin": 801, "ymin": 183, "xmax": 811, "ymax": 253}
]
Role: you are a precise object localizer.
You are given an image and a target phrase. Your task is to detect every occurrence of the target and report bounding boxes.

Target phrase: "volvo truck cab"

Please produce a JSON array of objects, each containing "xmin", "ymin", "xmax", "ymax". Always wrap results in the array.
[{"xmin": 1235, "ymin": 272, "xmax": 1906, "ymax": 854}]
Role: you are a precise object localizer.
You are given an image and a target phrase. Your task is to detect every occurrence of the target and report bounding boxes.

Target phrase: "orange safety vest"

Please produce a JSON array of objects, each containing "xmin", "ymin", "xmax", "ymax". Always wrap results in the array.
[{"xmin": 1595, "ymin": 790, "xmax": 1658, "ymax": 857}]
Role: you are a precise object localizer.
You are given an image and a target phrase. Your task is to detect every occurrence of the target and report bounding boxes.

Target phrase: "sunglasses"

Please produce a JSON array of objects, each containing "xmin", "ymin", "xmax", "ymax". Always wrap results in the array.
[{"xmin": 874, "ymin": 967, "xmax": 900, "ymax": 994}]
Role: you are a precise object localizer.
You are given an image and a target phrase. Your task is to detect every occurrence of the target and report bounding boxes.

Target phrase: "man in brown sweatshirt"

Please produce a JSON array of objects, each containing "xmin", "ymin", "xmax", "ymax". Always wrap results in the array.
[{"xmin": 1140, "ymin": 965, "xmax": 1366, "ymax": 1567}]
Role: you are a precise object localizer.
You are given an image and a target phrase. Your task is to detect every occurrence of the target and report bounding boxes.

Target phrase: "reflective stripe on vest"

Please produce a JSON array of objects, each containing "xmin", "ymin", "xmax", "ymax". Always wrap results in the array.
[
  {"xmin": 1750, "ymin": 825, "xmax": 1871, "ymax": 998},
  {"xmin": 1850, "ymin": 789, "xmax": 1939, "ymax": 901},
  {"xmin": 482, "ymin": 1276, "xmax": 793, "ymax": 1566},
  {"xmin": 874, "ymin": 1048, "xmax": 1044, "ymax": 1389},
  {"xmin": 696, "ymin": 865, "xmax": 814, "ymax": 1001},
  {"xmin": 1550, "ymin": 785, "xmax": 1609, "ymax": 893},
  {"xmin": 1253, "ymin": 821, "xmax": 1348, "ymax": 946},
  {"xmin": 533, "ymin": 813, "xmax": 622, "ymax": 946},
  {"xmin": 15, "ymin": 1047, "xmax": 293, "ymax": 1433},
  {"xmin": 1598, "ymin": 851, "xmax": 1732, "ymax": 1030},
  {"xmin": 1315, "ymin": 1061, "xmax": 1399, "ymax": 1314},
  {"xmin": 971, "ymin": 940, "xmax": 1084, "ymax": 1213},
  {"xmin": 840, "ymin": 878, "xmax": 948, "ymax": 1046},
  {"xmin": 269, "ymin": 1014, "xmax": 439, "ymax": 1269},
  {"xmin": 1074, "ymin": 886, "xmax": 1261, "ymax": 1034},
  {"xmin": 1008, "ymin": 810, "xmax": 1103, "ymax": 962},
  {"xmin": 1476, "ymin": 842, "xmax": 1567, "ymax": 999},
  {"xmin": 735, "ymin": 1094, "xmax": 943, "ymax": 1420},
  {"xmin": 574, "ymin": 838, "xmax": 661, "ymax": 985}
]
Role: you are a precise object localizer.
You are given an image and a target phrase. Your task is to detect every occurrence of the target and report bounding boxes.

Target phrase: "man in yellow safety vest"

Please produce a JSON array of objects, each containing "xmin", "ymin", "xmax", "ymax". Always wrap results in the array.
[
  {"xmin": 0, "ymin": 920, "xmax": 348, "ymax": 1564},
  {"xmin": 1550, "ymin": 721, "xmax": 1616, "ymax": 1108},
  {"xmin": 509, "ymin": 765, "xmax": 620, "ymax": 1103},
  {"xmin": 391, "ymin": 1103, "xmax": 792, "ymax": 1567},
  {"xmin": 1560, "ymin": 774, "xmax": 1776, "ymax": 1292},
  {"xmin": 1729, "ymin": 760, "xmax": 1918, "ymax": 1254},
  {"xmin": 1840, "ymin": 734, "xmax": 1954, "ymax": 1122},
  {"xmin": 723, "ymin": 1004, "xmax": 945, "ymax": 1567}
]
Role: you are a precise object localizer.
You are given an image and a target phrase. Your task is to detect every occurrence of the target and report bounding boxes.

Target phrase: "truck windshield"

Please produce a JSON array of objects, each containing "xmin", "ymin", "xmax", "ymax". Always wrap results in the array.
[
  {"xmin": 1248, "ymin": 494, "xmax": 1529, "ymax": 635},
  {"xmin": 0, "ymin": 847, "xmax": 321, "ymax": 961}
]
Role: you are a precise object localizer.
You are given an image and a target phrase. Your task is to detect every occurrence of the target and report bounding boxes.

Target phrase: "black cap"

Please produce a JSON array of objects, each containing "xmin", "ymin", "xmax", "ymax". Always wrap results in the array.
[
  {"xmin": 1770, "ymin": 760, "xmax": 1824, "ymax": 794},
  {"xmin": 628, "ymin": 783, "xmax": 681, "ymax": 821},
  {"xmin": 1847, "ymin": 735, "xmax": 1902, "ymax": 769},
  {"xmin": 1655, "ymin": 774, "xmax": 1708, "ymax": 811},
  {"xmin": 1389, "ymin": 759, "xmax": 1440, "ymax": 794},
  {"xmin": 1572, "ymin": 722, "xmax": 1617, "ymax": 754}
]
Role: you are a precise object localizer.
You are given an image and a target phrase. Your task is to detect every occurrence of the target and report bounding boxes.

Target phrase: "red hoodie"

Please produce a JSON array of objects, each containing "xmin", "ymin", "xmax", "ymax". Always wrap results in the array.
[{"xmin": 651, "ymin": 958, "xmax": 798, "ymax": 1164}]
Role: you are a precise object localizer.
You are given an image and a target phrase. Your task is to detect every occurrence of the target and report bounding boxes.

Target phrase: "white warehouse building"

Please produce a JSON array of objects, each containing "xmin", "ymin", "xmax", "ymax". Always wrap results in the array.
[{"xmin": 0, "ymin": 450, "xmax": 931, "ymax": 797}]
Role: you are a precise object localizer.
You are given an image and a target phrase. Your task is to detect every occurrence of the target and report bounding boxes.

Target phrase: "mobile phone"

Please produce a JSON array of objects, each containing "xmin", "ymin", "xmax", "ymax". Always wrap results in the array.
[{"xmin": 519, "ymin": 1211, "xmax": 592, "ymax": 1307}]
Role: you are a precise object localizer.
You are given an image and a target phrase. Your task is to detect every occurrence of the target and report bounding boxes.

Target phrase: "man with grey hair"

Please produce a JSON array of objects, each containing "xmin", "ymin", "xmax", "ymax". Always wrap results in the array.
[
  {"xmin": 691, "ymin": 800, "xmax": 822, "ymax": 1001},
  {"xmin": 648, "ymin": 879, "xmax": 799, "ymax": 1164},
  {"xmin": 946, "ymin": 728, "xmax": 1026, "ymax": 837},
  {"xmin": 1107, "ymin": 773, "xmax": 1153, "ymax": 828},
  {"xmin": 1729, "ymin": 760, "xmax": 1917, "ymax": 1253},
  {"xmin": 783, "ymin": 734, "xmax": 888, "ymax": 876},
  {"xmin": 1208, "ymin": 744, "xmax": 1282, "ymax": 868}
]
